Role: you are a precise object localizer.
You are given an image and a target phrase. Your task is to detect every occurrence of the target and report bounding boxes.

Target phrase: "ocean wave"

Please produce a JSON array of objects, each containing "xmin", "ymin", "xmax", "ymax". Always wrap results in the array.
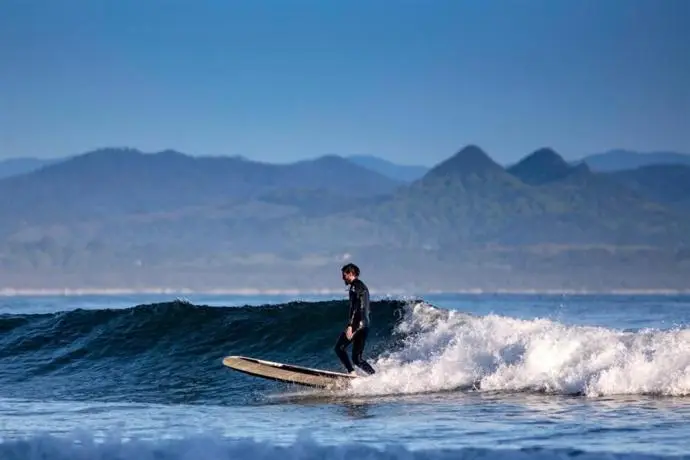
[
  {"xmin": 1, "ymin": 297, "xmax": 689, "ymax": 404},
  {"xmin": 0, "ymin": 431, "xmax": 686, "ymax": 460},
  {"xmin": 348, "ymin": 302, "xmax": 690, "ymax": 397},
  {"xmin": 0, "ymin": 299, "xmax": 408, "ymax": 403}
]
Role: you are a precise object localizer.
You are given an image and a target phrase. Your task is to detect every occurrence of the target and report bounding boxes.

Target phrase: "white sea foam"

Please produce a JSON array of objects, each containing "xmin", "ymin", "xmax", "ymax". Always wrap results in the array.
[{"xmin": 349, "ymin": 301, "xmax": 690, "ymax": 397}]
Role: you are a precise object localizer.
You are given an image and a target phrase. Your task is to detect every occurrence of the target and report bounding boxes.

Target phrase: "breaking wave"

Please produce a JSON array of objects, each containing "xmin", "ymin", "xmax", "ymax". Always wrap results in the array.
[
  {"xmin": 352, "ymin": 302, "xmax": 690, "ymax": 397},
  {"xmin": 0, "ymin": 296, "xmax": 688, "ymax": 405}
]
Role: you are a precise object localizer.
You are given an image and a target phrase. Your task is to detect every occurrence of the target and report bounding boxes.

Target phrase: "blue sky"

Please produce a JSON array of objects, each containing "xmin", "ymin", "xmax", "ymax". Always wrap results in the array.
[{"xmin": 1, "ymin": 0, "xmax": 688, "ymax": 165}]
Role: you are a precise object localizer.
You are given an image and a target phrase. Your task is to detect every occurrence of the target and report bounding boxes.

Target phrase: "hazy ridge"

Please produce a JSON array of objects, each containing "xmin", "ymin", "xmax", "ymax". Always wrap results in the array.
[{"xmin": 0, "ymin": 145, "xmax": 689, "ymax": 293}]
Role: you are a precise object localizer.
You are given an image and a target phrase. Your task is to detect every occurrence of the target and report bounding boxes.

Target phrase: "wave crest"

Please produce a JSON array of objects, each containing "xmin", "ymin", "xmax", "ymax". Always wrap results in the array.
[{"xmin": 351, "ymin": 302, "xmax": 690, "ymax": 397}]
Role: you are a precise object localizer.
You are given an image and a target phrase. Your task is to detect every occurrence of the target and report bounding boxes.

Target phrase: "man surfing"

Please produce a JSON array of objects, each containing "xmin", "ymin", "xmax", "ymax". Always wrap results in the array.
[{"xmin": 335, "ymin": 263, "xmax": 376, "ymax": 376}]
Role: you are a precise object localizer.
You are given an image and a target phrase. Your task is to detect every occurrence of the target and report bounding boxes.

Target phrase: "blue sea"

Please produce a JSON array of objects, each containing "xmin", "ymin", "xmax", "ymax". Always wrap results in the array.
[{"xmin": 0, "ymin": 292, "xmax": 689, "ymax": 459}]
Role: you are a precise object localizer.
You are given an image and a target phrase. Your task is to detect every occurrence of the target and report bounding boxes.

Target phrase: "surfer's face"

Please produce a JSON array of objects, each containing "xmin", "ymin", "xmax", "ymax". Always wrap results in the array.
[{"xmin": 342, "ymin": 271, "xmax": 355, "ymax": 284}]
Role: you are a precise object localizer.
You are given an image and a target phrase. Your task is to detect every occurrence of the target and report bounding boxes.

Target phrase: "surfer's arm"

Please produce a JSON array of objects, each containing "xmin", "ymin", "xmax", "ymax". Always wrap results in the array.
[
  {"xmin": 359, "ymin": 286, "xmax": 370, "ymax": 329},
  {"xmin": 348, "ymin": 306, "xmax": 357, "ymax": 329},
  {"xmin": 349, "ymin": 282, "xmax": 370, "ymax": 331}
]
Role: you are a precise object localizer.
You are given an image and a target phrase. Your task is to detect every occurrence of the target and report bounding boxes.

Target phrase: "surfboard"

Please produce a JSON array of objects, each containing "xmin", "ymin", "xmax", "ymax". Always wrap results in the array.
[{"xmin": 222, "ymin": 355, "xmax": 357, "ymax": 389}]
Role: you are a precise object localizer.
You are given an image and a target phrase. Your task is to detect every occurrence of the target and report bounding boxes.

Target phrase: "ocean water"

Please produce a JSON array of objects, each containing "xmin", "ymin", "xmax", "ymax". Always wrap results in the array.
[{"xmin": 0, "ymin": 291, "xmax": 689, "ymax": 459}]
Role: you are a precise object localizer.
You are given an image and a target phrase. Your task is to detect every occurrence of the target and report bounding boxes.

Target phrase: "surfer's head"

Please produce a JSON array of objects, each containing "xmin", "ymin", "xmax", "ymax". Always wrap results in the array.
[{"xmin": 341, "ymin": 263, "xmax": 360, "ymax": 285}]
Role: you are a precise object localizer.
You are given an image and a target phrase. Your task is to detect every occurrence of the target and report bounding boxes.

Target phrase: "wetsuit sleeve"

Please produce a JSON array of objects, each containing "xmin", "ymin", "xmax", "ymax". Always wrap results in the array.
[
  {"xmin": 348, "ymin": 298, "xmax": 357, "ymax": 328},
  {"xmin": 359, "ymin": 286, "xmax": 370, "ymax": 329},
  {"xmin": 349, "ymin": 281, "xmax": 370, "ymax": 330}
]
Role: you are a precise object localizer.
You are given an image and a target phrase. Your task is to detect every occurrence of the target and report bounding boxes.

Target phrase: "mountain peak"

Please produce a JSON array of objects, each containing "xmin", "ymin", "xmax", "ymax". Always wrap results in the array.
[
  {"xmin": 508, "ymin": 147, "xmax": 588, "ymax": 185},
  {"xmin": 528, "ymin": 147, "xmax": 566, "ymax": 163},
  {"xmin": 423, "ymin": 145, "xmax": 502, "ymax": 180}
]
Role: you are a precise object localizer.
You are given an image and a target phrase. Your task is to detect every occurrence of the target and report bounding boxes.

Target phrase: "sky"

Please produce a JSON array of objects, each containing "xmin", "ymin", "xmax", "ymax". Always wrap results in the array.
[{"xmin": 1, "ymin": 0, "xmax": 688, "ymax": 166}]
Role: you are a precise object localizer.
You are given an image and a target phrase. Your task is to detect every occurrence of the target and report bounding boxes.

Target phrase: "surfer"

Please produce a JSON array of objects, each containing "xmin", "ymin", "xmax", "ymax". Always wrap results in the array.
[{"xmin": 335, "ymin": 263, "xmax": 376, "ymax": 376}]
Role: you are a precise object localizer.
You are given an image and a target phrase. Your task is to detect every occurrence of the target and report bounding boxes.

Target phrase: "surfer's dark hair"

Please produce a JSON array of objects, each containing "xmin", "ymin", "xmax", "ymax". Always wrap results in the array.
[{"xmin": 341, "ymin": 263, "xmax": 360, "ymax": 277}]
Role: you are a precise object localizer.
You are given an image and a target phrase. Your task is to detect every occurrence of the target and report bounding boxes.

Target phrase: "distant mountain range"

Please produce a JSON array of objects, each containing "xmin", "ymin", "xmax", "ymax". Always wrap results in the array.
[
  {"xmin": 578, "ymin": 149, "xmax": 690, "ymax": 172},
  {"xmin": 345, "ymin": 155, "xmax": 429, "ymax": 182},
  {"xmin": 0, "ymin": 145, "xmax": 688, "ymax": 292},
  {"xmin": 2, "ymin": 148, "xmax": 688, "ymax": 182}
]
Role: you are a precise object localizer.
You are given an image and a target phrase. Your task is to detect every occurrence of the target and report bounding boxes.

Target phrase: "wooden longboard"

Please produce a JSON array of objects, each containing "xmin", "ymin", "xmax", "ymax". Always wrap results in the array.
[{"xmin": 222, "ymin": 355, "xmax": 357, "ymax": 389}]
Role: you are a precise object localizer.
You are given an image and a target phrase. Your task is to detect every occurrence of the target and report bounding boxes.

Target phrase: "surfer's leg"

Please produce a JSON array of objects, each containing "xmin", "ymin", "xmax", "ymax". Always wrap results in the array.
[
  {"xmin": 351, "ymin": 328, "xmax": 375, "ymax": 375},
  {"xmin": 334, "ymin": 331, "xmax": 355, "ymax": 373}
]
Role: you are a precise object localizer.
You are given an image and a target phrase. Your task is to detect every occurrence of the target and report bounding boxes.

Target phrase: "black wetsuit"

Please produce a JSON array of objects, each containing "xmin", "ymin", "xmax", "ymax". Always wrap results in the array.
[{"xmin": 334, "ymin": 278, "xmax": 376, "ymax": 375}]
